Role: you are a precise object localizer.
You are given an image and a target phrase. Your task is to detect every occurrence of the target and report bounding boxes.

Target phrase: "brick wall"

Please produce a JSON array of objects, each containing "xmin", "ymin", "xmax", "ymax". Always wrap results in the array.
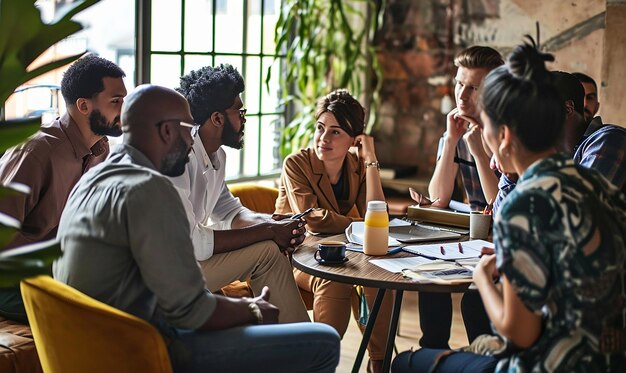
[{"xmin": 372, "ymin": 0, "xmax": 606, "ymax": 176}]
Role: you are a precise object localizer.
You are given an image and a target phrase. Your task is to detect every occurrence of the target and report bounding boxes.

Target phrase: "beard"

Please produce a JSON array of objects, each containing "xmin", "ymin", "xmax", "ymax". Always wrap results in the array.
[
  {"xmin": 89, "ymin": 109, "xmax": 122, "ymax": 137},
  {"xmin": 222, "ymin": 115, "xmax": 244, "ymax": 149},
  {"xmin": 161, "ymin": 136, "xmax": 191, "ymax": 177}
]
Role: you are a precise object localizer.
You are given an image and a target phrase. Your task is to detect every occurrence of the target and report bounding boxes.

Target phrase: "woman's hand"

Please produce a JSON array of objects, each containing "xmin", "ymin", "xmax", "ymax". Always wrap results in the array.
[
  {"xmin": 473, "ymin": 249, "xmax": 499, "ymax": 285},
  {"xmin": 354, "ymin": 134, "xmax": 377, "ymax": 162}
]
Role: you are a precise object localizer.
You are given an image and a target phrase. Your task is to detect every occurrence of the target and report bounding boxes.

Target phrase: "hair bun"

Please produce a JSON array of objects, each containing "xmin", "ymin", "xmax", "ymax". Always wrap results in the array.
[{"xmin": 508, "ymin": 35, "xmax": 554, "ymax": 83}]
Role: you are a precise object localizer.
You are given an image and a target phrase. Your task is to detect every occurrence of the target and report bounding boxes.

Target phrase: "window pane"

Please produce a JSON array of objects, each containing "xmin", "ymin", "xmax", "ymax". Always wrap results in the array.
[
  {"xmin": 184, "ymin": 55, "xmax": 213, "ymax": 75},
  {"xmin": 151, "ymin": 54, "xmax": 182, "ymax": 88},
  {"xmin": 262, "ymin": 57, "xmax": 281, "ymax": 113},
  {"xmin": 214, "ymin": 55, "xmax": 243, "ymax": 71},
  {"xmin": 262, "ymin": 0, "xmax": 280, "ymax": 55},
  {"xmin": 243, "ymin": 115, "xmax": 260, "ymax": 176},
  {"xmin": 152, "ymin": 0, "xmax": 182, "ymax": 51},
  {"xmin": 243, "ymin": 57, "xmax": 261, "ymax": 114},
  {"xmin": 224, "ymin": 146, "xmax": 242, "ymax": 180},
  {"xmin": 260, "ymin": 115, "xmax": 281, "ymax": 173},
  {"xmin": 184, "ymin": 0, "xmax": 213, "ymax": 52},
  {"xmin": 246, "ymin": 0, "xmax": 262, "ymax": 55},
  {"xmin": 214, "ymin": 1, "xmax": 244, "ymax": 53}
]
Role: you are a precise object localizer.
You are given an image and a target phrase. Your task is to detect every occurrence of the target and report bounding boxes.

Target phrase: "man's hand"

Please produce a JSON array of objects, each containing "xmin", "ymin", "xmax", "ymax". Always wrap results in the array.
[
  {"xmin": 409, "ymin": 187, "xmax": 445, "ymax": 208},
  {"xmin": 458, "ymin": 113, "xmax": 491, "ymax": 158},
  {"xmin": 270, "ymin": 213, "xmax": 292, "ymax": 221},
  {"xmin": 268, "ymin": 219, "xmax": 306, "ymax": 253},
  {"xmin": 445, "ymin": 108, "xmax": 468, "ymax": 145},
  {"xmin": 250, "ymin": 286, "xmax": 279, "ymax": 324}
]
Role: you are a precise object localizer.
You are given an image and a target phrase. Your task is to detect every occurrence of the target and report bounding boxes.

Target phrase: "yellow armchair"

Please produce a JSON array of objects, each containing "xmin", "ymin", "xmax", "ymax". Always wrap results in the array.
[
  {"xmin": 229, "ymin": 183, "xmax": 279, "ymax": 214},
  {"xmin": 21, "ymin": 276, "xmax": 172, "ymax": 373}
]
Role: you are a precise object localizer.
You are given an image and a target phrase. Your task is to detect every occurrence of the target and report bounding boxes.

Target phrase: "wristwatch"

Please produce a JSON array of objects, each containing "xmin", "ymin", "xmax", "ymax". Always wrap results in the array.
[
  {"xmin": 248, "ymin": 302, "xmax": 263, "ymax": 324},
  {"xmin": 364, "ymin": 160, "xmax": 380, "ymax": 170}
]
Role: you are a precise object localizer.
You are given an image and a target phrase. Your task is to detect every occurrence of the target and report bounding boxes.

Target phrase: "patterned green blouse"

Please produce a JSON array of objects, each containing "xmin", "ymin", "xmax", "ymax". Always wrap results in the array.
[{"xmin": 494, "ymin": 154, "xmax": 626, "ymax": 372}]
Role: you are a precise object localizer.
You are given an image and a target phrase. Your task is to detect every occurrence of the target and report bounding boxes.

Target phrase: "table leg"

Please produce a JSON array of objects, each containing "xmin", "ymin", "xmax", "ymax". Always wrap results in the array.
[
  {"xmin": 351, "ymin": 288, "xmax": 386, "ymax": 373},
  {"xmin": 382, "ymin": 290, "xmax": 404, "ymax": 372}
]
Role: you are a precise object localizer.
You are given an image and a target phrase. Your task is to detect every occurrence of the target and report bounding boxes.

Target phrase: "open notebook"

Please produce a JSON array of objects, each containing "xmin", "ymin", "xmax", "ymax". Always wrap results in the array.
[{"xmin": 345, "ymin": 220, "xmax": 460, "ymax": 247}]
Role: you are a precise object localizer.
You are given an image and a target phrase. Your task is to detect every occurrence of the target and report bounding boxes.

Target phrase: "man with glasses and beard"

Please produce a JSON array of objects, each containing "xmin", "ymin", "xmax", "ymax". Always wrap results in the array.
[
  {"xmin": 171, "ymin": 64, "xmax": 310, "ymax": 324},
  {"xmin": 54, "ymin": 85, "xmax": 340, "ymax": 372},
  {"xmin": 0, "ymin": 55, "xmax": 126, "ymax": 322}
]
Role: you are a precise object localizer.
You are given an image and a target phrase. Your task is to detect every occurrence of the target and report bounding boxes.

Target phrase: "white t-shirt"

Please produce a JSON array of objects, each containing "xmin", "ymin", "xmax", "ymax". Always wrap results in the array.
[{"xmin": 169, "ymin": 137, "xmax": 245, "ymax": 260}]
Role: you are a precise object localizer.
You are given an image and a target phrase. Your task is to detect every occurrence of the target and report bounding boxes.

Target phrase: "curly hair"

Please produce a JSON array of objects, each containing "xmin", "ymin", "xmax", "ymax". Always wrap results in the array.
[
  {"xmin": 315, "ymin": 89, "xmax": 365, "ymax": 137},
  {"xmin": 176, "ymin": 64, "xmax": 245, "ymax": 125},
  {"xmin": 480, "ymin": 36, "xmax": 564, "ymax": 152},
  {"xmin": 60, "ymin": 54, "xmax": 125, "ymax": 105}
]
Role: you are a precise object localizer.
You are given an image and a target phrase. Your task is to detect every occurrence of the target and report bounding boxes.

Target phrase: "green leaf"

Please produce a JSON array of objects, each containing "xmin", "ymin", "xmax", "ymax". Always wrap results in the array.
[
  {"xmin": 0, "ymin": 239, "xmax": 61, "ymax": 261},
  {"xmin": 17, "ymin": 52, "xmax": 86, "ymax": 91},
  {"xmin": 0, "ymin": 117, "xmax": 42, "ymax": 153},
  {"xmin": 0, "ymin": 259, "xmax": 52, "ymax": 288},
  {"xmin": 0, "ymin": 239, "xmax": 62, "ymax": 288},
  {"xmin": 0, "ymin": 183, "xmax": 30, "ymax": 200},
  {"xmin": 20, "ymin": 0, "xmax": 100, "ymax": 66},
  {"xmin": 0, "ymin": 221, "xmax": 19, "ymax": 249}
]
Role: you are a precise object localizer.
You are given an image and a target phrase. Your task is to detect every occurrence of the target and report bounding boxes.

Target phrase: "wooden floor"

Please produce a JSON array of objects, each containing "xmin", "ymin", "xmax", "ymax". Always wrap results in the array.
[{"xmin": 330, "ymin": 292, "xmax": 469, "ymax": 373}]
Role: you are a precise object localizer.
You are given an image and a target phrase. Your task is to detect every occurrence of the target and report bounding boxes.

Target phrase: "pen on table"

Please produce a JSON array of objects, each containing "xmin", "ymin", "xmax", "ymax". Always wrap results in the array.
[
  {"xmin": 440, "ymin": 245, "xmax": 446, "ymax": 255},
  {"xmin": 458, "ymin": 242, "xmax": 463, "ymax": 253}
]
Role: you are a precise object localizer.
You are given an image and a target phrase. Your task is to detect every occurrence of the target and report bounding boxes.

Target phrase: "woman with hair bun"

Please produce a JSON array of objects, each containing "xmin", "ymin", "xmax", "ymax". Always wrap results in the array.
[
  {"xmin": 276, "ymin": 89, "xmax": 393, "ymax": 373},
  {"xmin": 393, "ymin": 37, "xmax": 626, "ymax": 372}
]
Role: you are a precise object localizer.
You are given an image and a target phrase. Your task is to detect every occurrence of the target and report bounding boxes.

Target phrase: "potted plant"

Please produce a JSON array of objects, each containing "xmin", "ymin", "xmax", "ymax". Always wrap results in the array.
[
  {"xmin": 0, "ymin": 0, "xmax": 100, "ymax": 287},
  {"xmin": 271, "ymin": 0, "xmax": 385, "ymax": 158}
]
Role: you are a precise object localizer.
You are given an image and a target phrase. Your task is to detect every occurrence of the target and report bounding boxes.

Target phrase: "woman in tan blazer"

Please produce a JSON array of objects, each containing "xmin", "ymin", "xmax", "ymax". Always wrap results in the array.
[{"xmin": 276, "ymin": 89, "xmax": 393, "ymax": 373}]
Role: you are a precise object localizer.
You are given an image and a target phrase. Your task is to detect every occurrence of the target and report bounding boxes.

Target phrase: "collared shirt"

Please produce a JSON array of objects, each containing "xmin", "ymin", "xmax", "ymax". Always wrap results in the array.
[
  {"xmin": 54, "ymin": 144, "xmax": 215, "ymax": 330},
  {"xmin": 169, "ymin": 137, "xmax": 245, "ymax": 261},
  {"xmin": 0, "ymin": 113, "xmax": 109, "ymax": 249},
  {"xmin": 275, "ymin": 148, "xmax": 365, "ymax": 234},
  {"xmin": 436, "ymin": 133, "xmax": 488, "ymax": 210},
  {"xmin": 494, "ymin": 154, "xmax": 626, "ymax": 372},
  {"xmin": 573, "ymin": 117, "xmax": 626, "ymax": 192}
]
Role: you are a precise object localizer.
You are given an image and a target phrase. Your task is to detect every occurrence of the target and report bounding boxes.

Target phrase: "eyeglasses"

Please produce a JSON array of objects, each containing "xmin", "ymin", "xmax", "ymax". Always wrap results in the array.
[
  {"xmin": 224, "ymin": 108, "xmax": 247, "ymax": 120},
  {"xmin": 155, "ymin": 119, "xmax": 200, "ymax": 138},
  {"xmin": 179, "ymin": 121, "xmax": 200, "ymax": 138}
]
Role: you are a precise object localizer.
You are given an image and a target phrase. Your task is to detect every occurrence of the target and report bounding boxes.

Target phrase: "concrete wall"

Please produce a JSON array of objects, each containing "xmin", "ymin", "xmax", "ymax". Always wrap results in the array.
[{"xmin": 373, "ymin": 0, "xmax": 618, "ymax": 176}]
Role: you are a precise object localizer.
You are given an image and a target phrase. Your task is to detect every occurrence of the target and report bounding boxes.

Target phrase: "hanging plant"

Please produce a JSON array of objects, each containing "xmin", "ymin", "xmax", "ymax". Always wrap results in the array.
[{"xmin": 270, "ymin": 0, "xmax": 386, "ymax": 158}]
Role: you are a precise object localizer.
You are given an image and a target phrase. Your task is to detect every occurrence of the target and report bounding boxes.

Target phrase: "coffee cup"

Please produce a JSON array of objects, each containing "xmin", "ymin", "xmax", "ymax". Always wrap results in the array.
[
  {"xmin": 470, "ymin": 211, "xmax": 491, "ymax": 239},
  {"xmin": 314, "ymin": 241, "xmax": 346, "ymax": 263}
]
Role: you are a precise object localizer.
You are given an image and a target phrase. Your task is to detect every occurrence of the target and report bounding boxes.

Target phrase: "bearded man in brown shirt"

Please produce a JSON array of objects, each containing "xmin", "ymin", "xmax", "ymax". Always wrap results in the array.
[{"xmin": 0, "ymin": 55, "xmax": 126, "ymax": 321}]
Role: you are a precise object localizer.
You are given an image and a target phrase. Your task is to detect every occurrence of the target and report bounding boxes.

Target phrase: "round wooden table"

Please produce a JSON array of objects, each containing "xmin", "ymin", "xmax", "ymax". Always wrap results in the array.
[{"xmin": 292, "ymin": 234, "xmax": 473, "ymax": 373}]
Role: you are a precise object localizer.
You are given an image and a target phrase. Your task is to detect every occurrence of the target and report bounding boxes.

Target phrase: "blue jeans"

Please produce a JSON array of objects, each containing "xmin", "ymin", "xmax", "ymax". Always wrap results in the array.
[
  {"xmin": 392, "ymin": 348, "xmax": 497, "ymax": 373},
  {"xmin": 167, "ymin": 322, "xmax": 340, "ymax": 373}
]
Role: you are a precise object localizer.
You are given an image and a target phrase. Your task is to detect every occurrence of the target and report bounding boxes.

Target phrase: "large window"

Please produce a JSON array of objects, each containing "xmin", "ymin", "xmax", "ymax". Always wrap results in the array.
[
  {"xmin": 147, "ymin": 0, "xmax": 283, "ymax": 180},
  {"xmin": 5, "ymin": 0, "xmax": 136, "ymax": 126}
]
